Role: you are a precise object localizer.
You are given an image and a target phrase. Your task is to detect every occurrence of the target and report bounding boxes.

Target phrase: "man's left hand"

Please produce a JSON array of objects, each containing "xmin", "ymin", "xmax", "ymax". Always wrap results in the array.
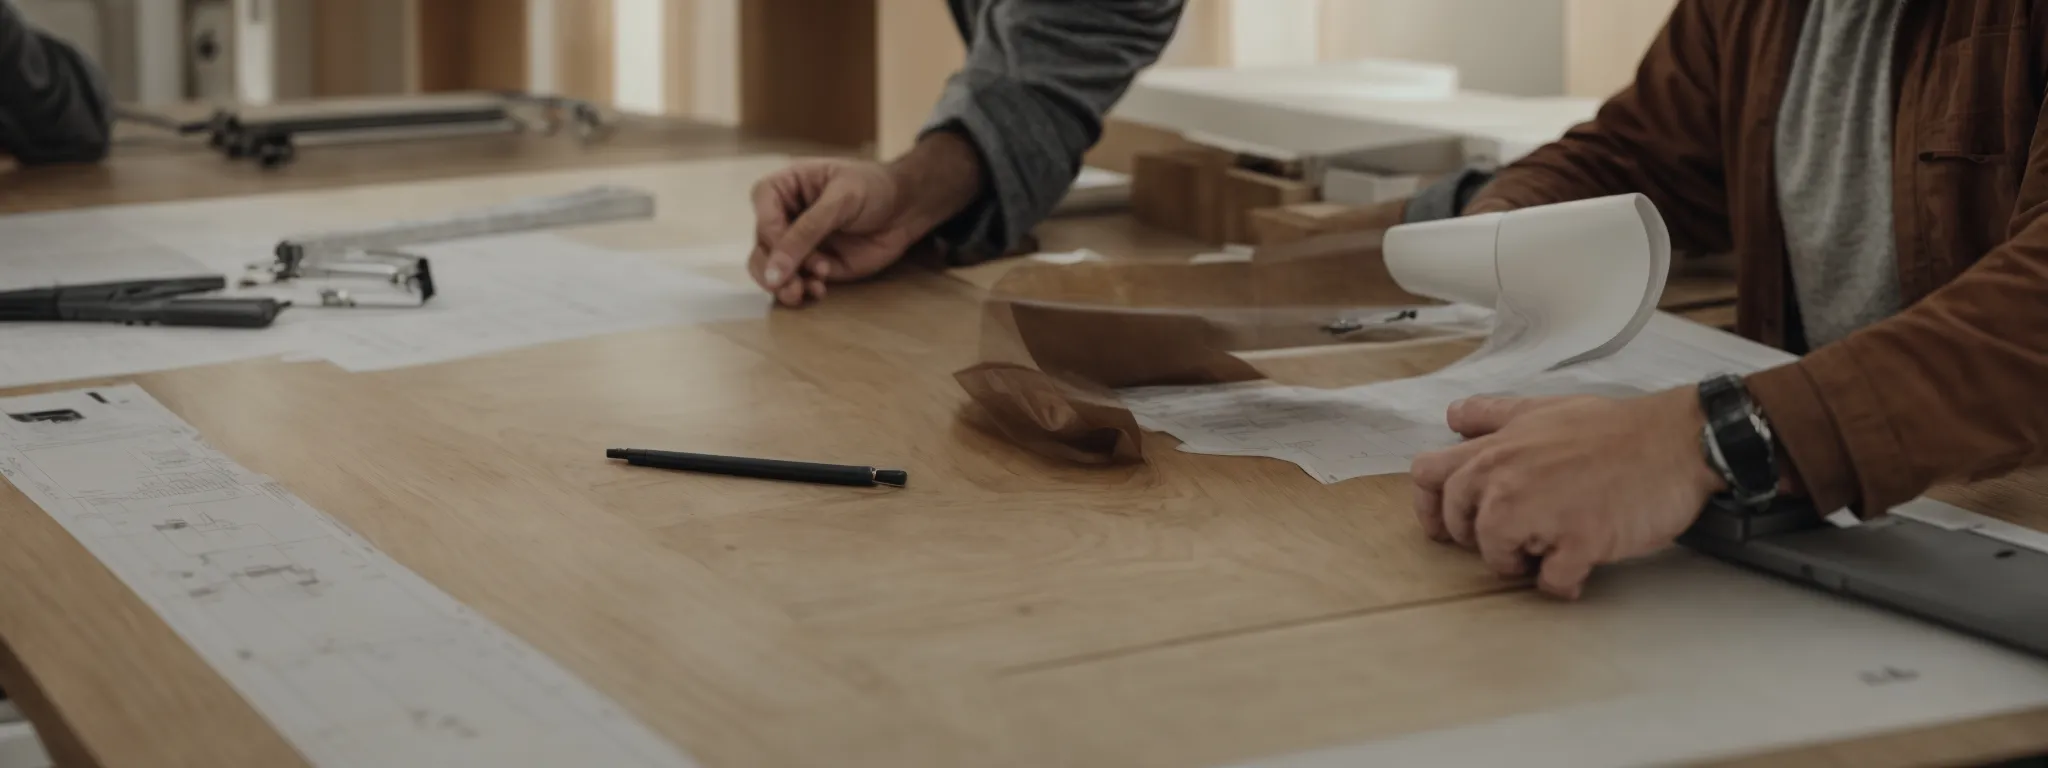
[{"xmin": 1409, "ymin": 388, "xmax": 1727, "ymax": 600}]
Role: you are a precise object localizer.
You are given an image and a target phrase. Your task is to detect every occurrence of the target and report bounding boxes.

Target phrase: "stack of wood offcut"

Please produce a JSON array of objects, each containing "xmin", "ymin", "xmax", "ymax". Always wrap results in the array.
[{"xmin": 1128, "ymin": 145, "xmax": 1409, "ymax": 247}]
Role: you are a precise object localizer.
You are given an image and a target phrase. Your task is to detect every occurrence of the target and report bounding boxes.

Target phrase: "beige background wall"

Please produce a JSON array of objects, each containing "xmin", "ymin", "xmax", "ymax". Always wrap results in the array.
[
  {"xmin": 27, "ymin": 0, "xmax": 1676, "ymax": 148},
  {"xmin": 1319, "ymin": 0, "xmax": 1567, "ymax": 97},
  {"xmin": 1564, "ymin": 0, "xmax": 1680, "ymax": 98},
  {"xmin": 875, "ymin": 0, "xmax": 966, "ymax": 157}
]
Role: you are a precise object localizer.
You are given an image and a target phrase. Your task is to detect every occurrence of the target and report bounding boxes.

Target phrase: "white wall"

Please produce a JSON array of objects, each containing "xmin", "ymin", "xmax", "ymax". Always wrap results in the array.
[
  {"xmin": 612, "ymin": 0, "xmax": 664, "ymax": 113},
  {"xmin": 691, "ymin": 0, "xmax": 739, "ymax": 124},
  {"xmin": 135, "ymin": 0, "xmax": 184, "ymax": 103},
  {"xmin": 231, "ymin": 0, "xmax": 275, "ymax": 103},
  {"xmin": 526, "ymin": 0, "xmax": 557, "ymax": 93},
  {"xmin": 1564, "ymin": 0, "xmax": 1677, "ymax": 98},
  {"xmin": 1318, "ymin": 0, "xmax": 1566, "ymax": 97},
  {"xmin": 1227, "ymin": 0, "xmax": 1320, "ymax": 67}
]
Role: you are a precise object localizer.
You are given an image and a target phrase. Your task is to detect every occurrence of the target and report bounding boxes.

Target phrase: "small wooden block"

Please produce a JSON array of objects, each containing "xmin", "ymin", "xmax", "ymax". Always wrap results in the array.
[
  {"xmin": 1130, "ymin": 148, "xmax": 1233, "ymax": 242},
  {"xmin": 1083, "ymin": 119, "xmax": 1204, "ymax": 175},
  {"xmin": 1131, "ymin": 152, "xmax": 1198, "ymax": 236},
  {"xmin": 1220, "ymin": 169, "xmax": 1317, "ymax": 244},
  {"xmin": 1248, "ymin": 200, "xmax": 1407, "ymax": 246}
]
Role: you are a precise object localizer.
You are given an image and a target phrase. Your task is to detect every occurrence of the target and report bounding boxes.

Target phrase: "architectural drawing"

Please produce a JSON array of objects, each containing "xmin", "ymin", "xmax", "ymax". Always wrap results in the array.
[
  {"xmin": 0, "ymin": 386, "xmax": 696, "ymax": 768},
  {"xmin": 1122, "ymin": 313, "xmax": 1801, "ymax": 483}
]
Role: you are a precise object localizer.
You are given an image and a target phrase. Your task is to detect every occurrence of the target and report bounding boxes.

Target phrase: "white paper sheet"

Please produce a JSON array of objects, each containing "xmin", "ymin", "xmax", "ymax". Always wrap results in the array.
[
  {"xmin": 0, "ymin": 385, "xmax": 697, "ymax": 768},
  {"xmin": 1071, "ymin": 167, "xmax": 1129, "ymax": 190},
  {"xmin": 0, "ymin": 236, "xmax": 214, "ymax": 291},
  {"xmin": 278, "ymin": 235, "xmax": 765, "ymax": 373},
  {"xmin": 1029, "ymin": 249, "xmax": 1107, "ymax": 265},
  {"xmin": 1126, "ymin": 195, "xmax": 1687, "ymax": 483},
  {"xmin": 1124, "ymin": 314, "xmax": 1790, "ymax": 484},
  {"xmin": 0, "ymin": 191, "xmax": 765, "ymax": 387}
]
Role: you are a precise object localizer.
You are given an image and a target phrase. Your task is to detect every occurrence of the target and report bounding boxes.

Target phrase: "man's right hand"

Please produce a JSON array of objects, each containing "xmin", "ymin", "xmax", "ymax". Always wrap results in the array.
[
  {"xmin": 748, "ymin": 130, "xmax": 987, "ymax": 307},
  {"xmin": 748, "ymin": 160, "xmax": 923, "ymax": 306}
]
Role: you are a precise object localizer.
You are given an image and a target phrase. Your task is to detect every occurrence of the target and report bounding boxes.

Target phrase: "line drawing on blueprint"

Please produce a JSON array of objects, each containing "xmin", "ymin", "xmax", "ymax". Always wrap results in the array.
[
  {"xmin": 1121, "ymin": 314, "xmax": 1798, "ymax": 484},
  {"xmin": 0, "ymin": 385, "xmax": 698, "ymax": 768}
]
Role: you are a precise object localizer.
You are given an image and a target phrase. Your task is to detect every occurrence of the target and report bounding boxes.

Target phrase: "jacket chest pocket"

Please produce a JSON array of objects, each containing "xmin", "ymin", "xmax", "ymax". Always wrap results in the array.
[
  {"xmin": 1918, "ymin": 29, "xmax": 2018, "ymax": 162},
  {"xmin": 1909, "ymin": 28, "xmax": 2029, "ymax": 285}
]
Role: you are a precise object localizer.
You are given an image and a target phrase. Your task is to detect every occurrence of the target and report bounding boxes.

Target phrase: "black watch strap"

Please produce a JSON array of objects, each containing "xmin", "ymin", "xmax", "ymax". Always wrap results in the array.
[{"xmin": 1698, "ymin": 374, "xmax": 1777, "ymax": 506}]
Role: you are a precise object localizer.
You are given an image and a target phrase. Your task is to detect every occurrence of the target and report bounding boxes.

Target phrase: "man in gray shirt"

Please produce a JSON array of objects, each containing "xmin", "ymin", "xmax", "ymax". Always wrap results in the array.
[
  {"xmin": 747, "ymin": 0, "xmax": 1184, "ymax": 306},
  {"xmin": 0, "ymin": 0, "xmax": 112, "ymax": 165}
]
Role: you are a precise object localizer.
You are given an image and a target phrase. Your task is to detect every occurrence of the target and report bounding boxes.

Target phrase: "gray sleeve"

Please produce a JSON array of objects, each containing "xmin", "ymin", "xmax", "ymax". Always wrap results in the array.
[
  {"xmin": 923, "ymin": 0, "xmax": 1185, "ymax": 263},
  {"xmin": 1402, "ymin": 167, "xmax": 1498, "ymax": 223},
  {"xmin": 0, "ymin": 0, "xmax": 113, "ymax": 165}
]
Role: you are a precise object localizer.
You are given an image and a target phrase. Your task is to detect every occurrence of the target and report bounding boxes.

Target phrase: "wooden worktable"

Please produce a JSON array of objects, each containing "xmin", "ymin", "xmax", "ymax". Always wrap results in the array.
[{"xmin": 3, "ymin": 118, "xmax": 2047, "ymax": 768}]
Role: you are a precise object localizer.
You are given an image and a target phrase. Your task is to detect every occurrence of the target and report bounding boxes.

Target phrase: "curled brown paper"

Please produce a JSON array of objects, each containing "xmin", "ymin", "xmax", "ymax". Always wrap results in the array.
[{"xmin": 954, "ymin": 230, "xmax": 1465, "ymax": 464}]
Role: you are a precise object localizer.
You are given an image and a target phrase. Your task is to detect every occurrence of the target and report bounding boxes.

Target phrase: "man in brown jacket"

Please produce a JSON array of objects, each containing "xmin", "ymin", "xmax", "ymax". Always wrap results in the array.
[{"xmin": 1409, "ymin": 0, "xmax": 2048, "ymax": 599}]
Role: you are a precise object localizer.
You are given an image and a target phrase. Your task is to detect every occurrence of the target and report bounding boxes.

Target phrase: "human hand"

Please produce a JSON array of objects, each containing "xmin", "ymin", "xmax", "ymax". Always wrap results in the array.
[
  {"xmin": 1408, "ymin": 387, "xmax": 1726, "ymax": 599},
  {"xmin": 747, "ymin": 130, "xmax": 986, "ymax": 307},
  {"xmin": 748, "ymin": 160, "xmax": 926, "ymax": 306}
]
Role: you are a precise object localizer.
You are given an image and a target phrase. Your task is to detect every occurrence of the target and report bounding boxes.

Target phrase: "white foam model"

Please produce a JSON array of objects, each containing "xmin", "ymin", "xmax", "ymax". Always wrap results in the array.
[
  {"xmin": 1383, "ymin": 193, "xmax": 1671, "ymax": 370},
  {"xmin": 1111, "ymin": 60, "xmax": 1599, "ymax": 170}
]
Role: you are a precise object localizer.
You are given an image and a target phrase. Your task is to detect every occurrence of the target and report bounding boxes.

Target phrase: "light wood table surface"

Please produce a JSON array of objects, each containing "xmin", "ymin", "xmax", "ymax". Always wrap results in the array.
[{"xmin": 2, "ymin": 117, "xmax": 2046, "ymax": 768}]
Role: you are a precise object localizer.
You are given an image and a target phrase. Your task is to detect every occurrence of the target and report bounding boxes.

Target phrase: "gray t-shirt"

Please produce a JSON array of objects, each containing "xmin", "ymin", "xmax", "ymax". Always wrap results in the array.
[
  {"xmin": 1774, "ymin": 0, "xmax": 1908, "ymax": 348},
  {"xmin": 924, "ymin": 0, "xmax": 1185, "ymax": 262}
]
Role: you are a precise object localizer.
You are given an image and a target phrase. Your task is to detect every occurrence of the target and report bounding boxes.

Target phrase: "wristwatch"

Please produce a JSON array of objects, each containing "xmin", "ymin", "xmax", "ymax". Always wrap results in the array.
[{"xmin": 1698, "ymin": 374, "xmax": 1778, "ymax": 507}]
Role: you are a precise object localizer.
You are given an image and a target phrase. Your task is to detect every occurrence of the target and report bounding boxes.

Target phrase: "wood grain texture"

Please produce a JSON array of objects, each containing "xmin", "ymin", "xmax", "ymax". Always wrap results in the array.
[
  {"xmin": 1220, "ymin": 168, "xmax": 1317, "ymax": 244},
  {"xmin": 1130, "ymin": 148, "xmax": 1232, "ymax": 244},
  {"xmin": 310, "ymin": 0, "xmax": 415, "ymax": 97},
  {"xmin": 739, "ymin": 0, "xmax": 878, "ymax": 150},
  {"xmin": 312, "ymin": 0, "xmax": 376, "ymax": 96},
  {"xmin": 1, "ymin": 115, "xmax": 2046, "ymax": 767},
  {"xmin": 416, "ymin": 0, "xmax": 530, "ymax": 93},
  {"xmin": 554, "ymin": 0, "xmax": 615, "ymax": 103},
  {"xmin": 663, "ymin": 0, "xmax": 697, "ymax": 114},
  {"xmin": 0, "ymin": 116, "xmax": 827, "ymax": 214}
]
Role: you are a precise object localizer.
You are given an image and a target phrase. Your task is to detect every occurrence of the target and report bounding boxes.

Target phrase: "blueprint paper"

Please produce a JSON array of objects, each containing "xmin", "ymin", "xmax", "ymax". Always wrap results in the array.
[
  {"xmin": 0, "ymin": 186, "xmax": 765, "ymax": 387},
  {"xmin": 0, "ymin": 385, "xmax": 697, "ymax": 768},
  {"xmin": 0, "ymin": 237, "xmax": 214, "ymax": 291},
  {"xmin": 1123, "ymin": 194, "xmax": 1685, "ymax": 483},
  {"xmin": 1123, "ymin": 314, "xmax": 1790, "ymax": 484},
  {"xmin": 283, "ymin": 234, "xmax": 765, "ymax": 373}
]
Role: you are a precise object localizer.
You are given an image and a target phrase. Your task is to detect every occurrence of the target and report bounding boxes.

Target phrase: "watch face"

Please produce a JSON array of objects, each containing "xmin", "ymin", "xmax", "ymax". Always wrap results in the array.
[
  {"xmin": 1744, "ymin": 409, "xmax": 1774, "ymax": 443},
  {"xmin": 1698, "ymin": 375, "xmax": 1774, "ymax": 503}
]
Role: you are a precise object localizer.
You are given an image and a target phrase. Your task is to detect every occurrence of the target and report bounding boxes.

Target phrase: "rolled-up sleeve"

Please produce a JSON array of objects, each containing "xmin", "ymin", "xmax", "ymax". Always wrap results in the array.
[
  {"xmin": 924, "ymin": 0, "xmax": 1184, "ymax": 263},
  {"xmin": 0, "ymin": 0, "xmax": 114, "ymax": 164}
]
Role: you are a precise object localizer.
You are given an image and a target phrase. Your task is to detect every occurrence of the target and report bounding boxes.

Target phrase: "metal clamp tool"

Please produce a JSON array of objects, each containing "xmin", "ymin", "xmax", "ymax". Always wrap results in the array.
[
  {"xmin": 118, "ymin": 92, "xmax": 613, "ymax": 169},
  {"xmin": 242, "ymin": 186, "xmax": 657, "ymax": 308}
]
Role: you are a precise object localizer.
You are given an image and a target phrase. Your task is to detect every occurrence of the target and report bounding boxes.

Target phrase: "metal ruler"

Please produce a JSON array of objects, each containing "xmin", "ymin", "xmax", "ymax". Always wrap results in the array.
[{"xmin": 278, "ymin": 186, "xmax": 655, "ymax": 266}]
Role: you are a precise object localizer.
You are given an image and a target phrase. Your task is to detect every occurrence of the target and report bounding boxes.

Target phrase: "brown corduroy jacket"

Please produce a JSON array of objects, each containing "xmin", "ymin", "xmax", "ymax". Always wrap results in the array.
[{"xmin": 1467, "ymin": 0, "xmax": 2048, "ymax": 516}]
